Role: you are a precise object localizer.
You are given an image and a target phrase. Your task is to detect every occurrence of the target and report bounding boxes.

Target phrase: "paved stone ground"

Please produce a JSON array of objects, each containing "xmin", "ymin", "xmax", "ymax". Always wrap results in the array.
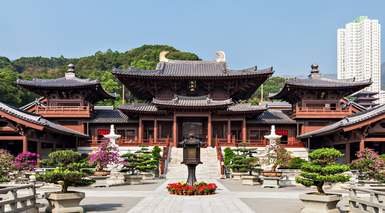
[{"xmin": 35, "ymin": 178, "xmax": 336, "ymax": 213}]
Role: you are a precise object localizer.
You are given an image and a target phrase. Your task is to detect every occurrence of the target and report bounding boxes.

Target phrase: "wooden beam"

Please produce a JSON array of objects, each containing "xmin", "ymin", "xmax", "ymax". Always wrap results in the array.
[{"xmin": 0, "ymin": 136, "xmax": 24, "ymax": 140}]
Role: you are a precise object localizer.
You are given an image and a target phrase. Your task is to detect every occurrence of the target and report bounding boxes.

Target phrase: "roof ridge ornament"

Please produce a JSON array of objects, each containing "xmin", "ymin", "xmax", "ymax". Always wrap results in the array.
[
  {"xmin": 65, "ymin": 64, "xmax": 76, "ymax": 79},
  {"xmin": 215, "ymin": 51, "xmax": 226, "ymax": 63},
  {"xmin": 159, "ymin": 51, "xmax": 170, "ymax": 62},
  {"xmin": 309, "ymin": 64, "xmax": 321, "ymax": 79}
]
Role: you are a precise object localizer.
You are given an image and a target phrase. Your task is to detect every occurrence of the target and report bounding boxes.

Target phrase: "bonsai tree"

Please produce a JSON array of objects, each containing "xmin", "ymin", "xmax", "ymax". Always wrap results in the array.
[
  {"xmin": 151, "ymin": 146, "xmax": 162, "ymax": 177},
  {"xmin": 121, "ymin": 152, "xmax": 141, "ymax": 175},
  {"xmin": 296, "ymin": 148, "xmax": 350, "ymax": 194},
  {"xmin": 223, "ymin": 147, "xmax": 235, "ymax": 167},
  {"xmin": 37, "ymin": 150, "xmax": 94, "ymax": 193},
  {"xmin": 88, "ymin": 141, "xmax": 121, "ymax": 172},
  {"xmin": 351, "ymin": 148, "xmax": 385, "ymax": 180},
  {"xmin": 229, "ymin": 154, "xmax": 248, "ymax": 173},
  {"xmin": 0, "ymin": 149, "xmax": 14, "ymax": 182},
  {"xmin": 286, "ymin": 157, "xmax": 307, "ymax": 169},
  {"xmin": 265, "ymin": 145, "xmax": 291, "ymax": 172},
  {"xmin": 137, "ymin": 152, "xmax": 158, "ymax": 173},
  {"xmin": 14, "ymin": 151, "xmax": 39, "ymax": 171}
]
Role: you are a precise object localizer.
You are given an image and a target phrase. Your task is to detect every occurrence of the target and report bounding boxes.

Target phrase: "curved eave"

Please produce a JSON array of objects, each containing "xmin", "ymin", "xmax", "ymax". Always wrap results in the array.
[
  {"xmin": 270, "ymin": 80, "xmax": 372, "ymax": 102},
  {"xmin": 17, "ymin": 80, "xmax": 115, "ymax": 101}
]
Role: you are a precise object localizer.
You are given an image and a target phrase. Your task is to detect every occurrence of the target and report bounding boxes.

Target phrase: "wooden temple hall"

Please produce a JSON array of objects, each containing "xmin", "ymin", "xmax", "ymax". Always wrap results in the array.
[{"xmin": 0, "ymin": 51, "xmax": 384, "ymax": 162}]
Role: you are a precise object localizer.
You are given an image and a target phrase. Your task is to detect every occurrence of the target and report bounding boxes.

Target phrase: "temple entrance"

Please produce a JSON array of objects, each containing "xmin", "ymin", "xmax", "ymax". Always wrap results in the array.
[{"xmin": 177, "ymin": 117, "xmax": 207, "ymax": 147}]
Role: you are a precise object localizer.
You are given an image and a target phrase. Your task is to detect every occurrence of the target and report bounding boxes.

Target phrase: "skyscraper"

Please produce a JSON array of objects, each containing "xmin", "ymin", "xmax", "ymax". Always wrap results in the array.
[{"xmin": 337, "ymin": 16, "xmax": 382, "ymax": 103}]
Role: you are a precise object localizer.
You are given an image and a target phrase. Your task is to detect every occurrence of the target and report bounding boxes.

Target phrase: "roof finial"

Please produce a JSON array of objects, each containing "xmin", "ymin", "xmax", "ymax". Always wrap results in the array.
[
  {"xmin": 215, "ymin": 51, "xmax": 226, "ymax": 62},
  {"xmin": 309, "ymin": 64, "xmax": 320, "ymax": 79},
  {"xmin": 65, "ymin": 63, "xmax": 76, "ymax": 79},
  {"xmin": 159, "ymin": 51, "xmax": 170, "ymax": 62}
]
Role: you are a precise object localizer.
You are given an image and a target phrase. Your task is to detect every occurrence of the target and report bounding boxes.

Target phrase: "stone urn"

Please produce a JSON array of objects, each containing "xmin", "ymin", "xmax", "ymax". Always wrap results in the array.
[
  {"xmin": 299, "ymin": 193, "xmax": 341, "ymax": 213},
  {"xmin": 45, "ymin": 191, "xmax": 85, "ymax": 213}
]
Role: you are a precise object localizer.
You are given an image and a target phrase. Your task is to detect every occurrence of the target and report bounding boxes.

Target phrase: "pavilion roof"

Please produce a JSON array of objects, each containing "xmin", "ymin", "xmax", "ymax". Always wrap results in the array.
[
  {"xmin": 113, "ymin": 61, "xmax": 273, "ymax": 79},
  {"xmin": 0, "ymin": 102, "xmax": 88, "ymax": 137},
  {"xmin": 17, "ymin": 64, "xmax": 116, "ymax": 102},
  {"xmin": 298, "ymin": 104, "xmax": 385, "ymax": 139},
  {"xmin": 269, "ymin": 64, "xmax": 371, "ymax": 102},
  {"xmin": 88, "ymin": 107, "xmax": 135, "ymax": 124}
]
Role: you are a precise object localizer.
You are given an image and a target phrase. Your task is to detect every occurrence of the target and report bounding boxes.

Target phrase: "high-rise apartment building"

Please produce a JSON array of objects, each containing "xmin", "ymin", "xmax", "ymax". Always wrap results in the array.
[{"xmin": 337, "ymin": 16, "xmax": 382, "ymax": 103}]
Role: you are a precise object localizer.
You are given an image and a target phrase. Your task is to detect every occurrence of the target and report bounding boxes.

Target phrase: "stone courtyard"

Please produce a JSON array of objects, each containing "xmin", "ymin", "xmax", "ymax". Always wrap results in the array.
[{"xmin": 35, "ymin": 178, "xmax": 313, "ymax": 213}]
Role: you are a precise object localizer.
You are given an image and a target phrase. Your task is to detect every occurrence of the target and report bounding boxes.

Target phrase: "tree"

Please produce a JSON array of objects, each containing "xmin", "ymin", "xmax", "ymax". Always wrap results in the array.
[
  {"xmin": 296, "ymin": 148, "xmax": 350, "ymax": 194},
  {"xmin": 351, "ymin": 148, "xmax": 385, "ymax": 180},
  {"xmin": 88, "ymin": 141, "xmax": 121, "ymax": 172},
  {"xmin": 249, "ymin": 76, "xmax": 286, "ymax": 104}
]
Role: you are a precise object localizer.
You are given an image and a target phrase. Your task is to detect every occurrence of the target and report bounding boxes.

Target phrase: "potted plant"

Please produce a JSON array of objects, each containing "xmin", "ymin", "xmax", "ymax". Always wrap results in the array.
[
  {"xmin": 137, "ymin": 151, "xmax": 158, "ymax": 180},
  {"xmin": 120, "ymin": 152, "xmax": 142, "ymax": 184},
  {"xmin": 88, "ymin": 141, "xmax": 121, "ymax": 176},
  {"xmin": 37, "ymin": 150, "xmax": 94, "ymax": 213},
  {"xmin": 152, "ymin": 146, "xmax": 162, "ymax": 178},
  {"xmin": 262, "ymin": 145, "xmax": 291, "ymax": 177},
  {"xmin": 229, "ymin": 154, "xmax": 249, "ymax": 180},
  {"xmin": 278, "ymin": 157, "xmax": 307, "ymax": 186},
  {"xmin": 351, "ymin": 148, "xmax": 385, "ymax": 183},
  {"xmin": 296, "ymin": 148, "xmax": 350, "ymax": 213},
  {"xmin": 241, "ymin": 156, "xmax": 261, "ymax": 185},
  {"xmin": 223, "ymin": 147, "xmax": 235, "ymax": 178},
  {"xmin": 0, "ymin": 149, "xmax": 14, "ymax": 183}
]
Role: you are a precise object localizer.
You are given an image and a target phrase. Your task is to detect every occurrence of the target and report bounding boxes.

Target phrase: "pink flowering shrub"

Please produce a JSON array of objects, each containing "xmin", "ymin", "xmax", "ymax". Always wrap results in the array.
[
  {"xmin": 14, "ymin": 152, "xmax": 39, "ymax": 171},
  {"xmin": 88, "ymin": 141, "xmax": 121, "ymax": 171},
  {"xmin": 351, "ymin": 148, "xmax": 385, "ymax": 180}
]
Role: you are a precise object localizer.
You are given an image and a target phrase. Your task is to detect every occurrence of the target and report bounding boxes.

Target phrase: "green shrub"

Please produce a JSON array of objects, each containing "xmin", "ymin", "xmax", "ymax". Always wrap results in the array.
[
  {"xmin": 0, "ymin": 149, "xmax": 14, "ymax": 180},
  {"xmin": 36, "ymin": 168, "xmax": 91, "ymax": 192},
  {"xmin": 47, "ymin": 150, "xmax": 82, "ymax": 168},
  {"xmin": 223, "ymin": 148, "xmax": 235, "ymax": 166},
  {"xmin": 287, "ymin": 157, "xmax": 307, "ymax": 169},
  {"xmin": 296, "ymin": 148, "xmax": 350, "ymax": 194}
]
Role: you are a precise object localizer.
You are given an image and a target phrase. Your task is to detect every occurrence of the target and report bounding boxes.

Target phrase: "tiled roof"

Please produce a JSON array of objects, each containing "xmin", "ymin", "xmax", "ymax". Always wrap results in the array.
[
  {"xmin": 298, "ymin": 104, "xmax": 385, "ymax": 139},
  {"xmin": 225, "ymin": 103, "xmax": 267, "ymax": 114},
  {"xmin": 0, "ymin": 102, "xmax": 87, "ymax": 137},
  {"xmin": 89, "ymin": 109, "xmax": 134, "ymax": 123},
  {"xmin": 113, "ymin": 60, "xmax": 273, "ymax": 79},
  {"xmin": 152, "ymin": 96, "xmax": 233, "ymax": 108},
  {"xmin": 247, "ymin": 109, "xmax": 296, "ymax": 124},
  {"xmin": 118, "ymin": 103, "xmax": 161, "ymax": 114},
  {"xmin": 17, "ymin": 76, "xmax": 116, "ymax": 101},
  {"xmin": 270, "ymin": 65, "xmax": 371, "ymax": 101}
]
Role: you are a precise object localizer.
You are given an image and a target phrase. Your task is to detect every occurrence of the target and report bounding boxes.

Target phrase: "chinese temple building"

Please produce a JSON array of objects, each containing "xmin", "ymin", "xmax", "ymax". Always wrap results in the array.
[
  {"xmin": 1, "ymin": 51, "xmax": 383, "ymax": 163},
  {"xmin": 351, "ymin": 91, "xmax": 379, "ymax": 108}
]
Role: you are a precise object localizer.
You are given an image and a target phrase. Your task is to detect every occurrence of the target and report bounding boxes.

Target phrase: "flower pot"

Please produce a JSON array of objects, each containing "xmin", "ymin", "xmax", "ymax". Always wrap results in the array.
[
  {"xmin": 299, "ymin": 193, "xmax": 341, "ymax": 213},
  {"xmin": 93, "ymin": 171, "xmax": 110, "ymax": 176},
  {"xmin": 45, "ymin": 191, "xmax": 85, "ymax": 213},
  {"xmin": 261, "ymin": 171, "xmax": 282, "ymax": 177}
]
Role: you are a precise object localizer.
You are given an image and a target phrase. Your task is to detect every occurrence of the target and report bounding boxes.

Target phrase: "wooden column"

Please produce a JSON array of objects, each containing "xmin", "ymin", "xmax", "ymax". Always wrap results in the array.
[
  {"xmin": 227, "ymin": 120, "xmax": 231, "ymax": 144},
  {"xmin": 345, "ymin": 143, "xmax": 351, "ymax": 163},
  {"xmin": 208, "ymin": 113, "xmax": 212, "ymax": 147},
  {"xmin": 242, "ymin": 117, "xmax": 247, "ymax": 143},
  {"xmin": 22, "ymin": 136, "xmax": 28, "ymax": 152},
  {"xmin": 37, "ymin": 141, "xmax": 42, "ymax": 156},
  {"xmin": 154, "ymin": 119, "xmax": 158, "ymax": 144},
  {"xmin": 173, "ymin": 113, "xmax": 177, "ymax": 147},
  {"xmin": 138, "ymin": 118, "xmax": 143, "ymax": 144},
  {"xmin": 359, "ymin": 135, "xmax": 365, "ymax": 152}
]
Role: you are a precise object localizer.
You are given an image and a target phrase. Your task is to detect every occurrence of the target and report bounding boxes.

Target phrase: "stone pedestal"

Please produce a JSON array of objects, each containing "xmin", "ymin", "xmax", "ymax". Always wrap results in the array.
[
  {"xmin": 141, "ymin": 172, "xmax": 155, "ymax": 180},
  {"xmin": 106, "ymin": 171, "xmax": 125, "ymax": 186},
  {"xmin": 241, "ymin": 175, "xmax": 260, "ymax": 185},
  {"xmin": 45, "ymin": 192, "xmax": 85, "ymax": 213},
  {"xmin": 299, "ymin": 193, "xmax": 341, "ymax": 213},
  {"xmin": 232, "ymin": 172, "xmax": 248, "ymax": 180},
  {"xmin": 261, "ymin": 176, "xmax": 281, "ymax": 188}
]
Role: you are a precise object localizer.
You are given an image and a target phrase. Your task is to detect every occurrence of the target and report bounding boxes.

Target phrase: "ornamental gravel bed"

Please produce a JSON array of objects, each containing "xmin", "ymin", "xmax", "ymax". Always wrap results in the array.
[{"xmin": 167, "ymin": 182, "xmax": 217, "ymax": 196}]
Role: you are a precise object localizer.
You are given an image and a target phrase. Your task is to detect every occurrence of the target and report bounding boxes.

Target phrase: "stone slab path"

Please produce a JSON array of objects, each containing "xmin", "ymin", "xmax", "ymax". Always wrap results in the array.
[{"xmin": 127, "ymin": 179, "xmax": 255, "ymax": 213}]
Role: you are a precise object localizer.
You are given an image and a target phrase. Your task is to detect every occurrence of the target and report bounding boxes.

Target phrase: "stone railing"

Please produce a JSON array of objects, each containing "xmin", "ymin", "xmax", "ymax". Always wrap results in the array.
[
  {"xmin": 349, "ymin": 187, "xmax": 385, "ymax": 212},
  {"xmin": 0, "ymin": 184, "xmax": 39, "ymax": 213}
]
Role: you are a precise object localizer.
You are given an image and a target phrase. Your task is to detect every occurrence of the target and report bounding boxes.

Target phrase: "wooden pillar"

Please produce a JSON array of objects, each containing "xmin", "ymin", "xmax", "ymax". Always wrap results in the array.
[
  {"xmin": 154, "ymin": 119, "xmax": 158, "ymax": 144},
  {"xmin": 208, "ymin": 113, "xmax": 212, "ymax": 147},
  {"xmin": 22, "ymin": 136, "xmax": 28, "ymax": 152},
  {"xmin": 138, "ymin": 118, "xmax": 143, "ymax": 144},
  {"xmin": 227, "ymin": 120, "xmax": 231, "ymax": 144},
  {"xmin": 173, "ymin": 113, "xmax": 177, "ymax": 147},
  {"xmin": 242, "ymin": 117, "xmax": 247, "ymax": 143},
  {"xmin": 359, "ymin": 135, "xmax": 365, "ymax": 152},
  {"xmin": 345, "ymin": 143, "xmax": 351, "ymax": 163},
  {"xmin": 37, "ymin": 141, "xmax": 42, "ymax": 156}
]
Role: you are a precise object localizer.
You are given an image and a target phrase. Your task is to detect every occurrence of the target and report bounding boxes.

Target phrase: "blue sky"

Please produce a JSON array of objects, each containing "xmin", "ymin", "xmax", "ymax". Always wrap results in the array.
[{"xmin": 0, "ymin": 0, "xmax": 384, "ymax": 76}]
